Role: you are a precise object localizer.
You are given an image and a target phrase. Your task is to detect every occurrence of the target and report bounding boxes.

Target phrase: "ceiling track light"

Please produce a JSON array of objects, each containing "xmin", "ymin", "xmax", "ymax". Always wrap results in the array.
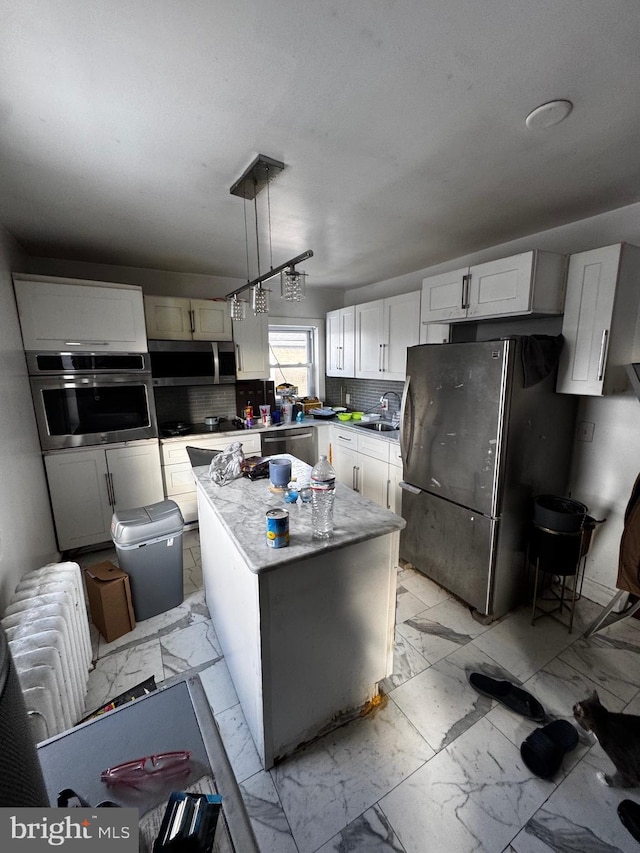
[{"xmin": 226, "ymin": 154, "xmax": 313, "ymax": 318}]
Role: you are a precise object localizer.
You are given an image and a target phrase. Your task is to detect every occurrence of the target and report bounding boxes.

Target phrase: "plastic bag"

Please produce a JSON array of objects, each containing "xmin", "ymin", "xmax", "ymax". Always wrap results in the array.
[{"xmin": 207, "ymin": 441, "xmax": 244, "ymax": 485}]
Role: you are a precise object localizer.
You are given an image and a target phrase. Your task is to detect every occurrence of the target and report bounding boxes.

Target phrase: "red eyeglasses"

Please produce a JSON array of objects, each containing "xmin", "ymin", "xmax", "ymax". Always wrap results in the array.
[{"xmin": 100, "ymin": 750, "xmax": 191, "ymax": 788}]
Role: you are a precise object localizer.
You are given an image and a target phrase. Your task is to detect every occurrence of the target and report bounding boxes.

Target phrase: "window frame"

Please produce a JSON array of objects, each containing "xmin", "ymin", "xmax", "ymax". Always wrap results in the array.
[{"xmin": 268, "ymin": 318, "xmax": 325, "ymax": 401}]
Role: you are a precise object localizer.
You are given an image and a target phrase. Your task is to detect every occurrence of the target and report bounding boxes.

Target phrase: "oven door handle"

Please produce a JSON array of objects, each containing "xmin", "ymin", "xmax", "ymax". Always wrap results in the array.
[{"xmin": 63, "ymin": 341, "xmax": 110, "ymax": 347}]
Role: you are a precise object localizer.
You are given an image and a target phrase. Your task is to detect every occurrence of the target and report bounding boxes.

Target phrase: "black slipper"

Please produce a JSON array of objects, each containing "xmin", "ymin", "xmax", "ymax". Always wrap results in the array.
[
  {"xmin": 618, "ymin": 799, "xmax": 640, "ymax": 842},
  {"xmin": 520, "ymin": 720, "xmax": 579, "ymax": 779},
  {"xmin": 468, "ymin": 672, "xmax": 545, "ymax": 721}
]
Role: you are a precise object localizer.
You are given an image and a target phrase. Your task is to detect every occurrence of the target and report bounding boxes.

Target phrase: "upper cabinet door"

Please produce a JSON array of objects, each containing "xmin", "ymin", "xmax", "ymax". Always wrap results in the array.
[
  {"xmin": 383, "ymin": 291, "xmax": 421, "ymax": 380},
  {"xmin": 233, "ymin": 312, "xmax": 270, "ymax": 380},
  {"xmin": 557, "ymin": 243, "xmax": 640, "ymax": 396},
  {"xmin": 421, "ymin": 268, "xmax": 468, "ymax": 323},
  {"xmin": 144, "ymin": 295, "xmax": 192, "ymax": 339},
  {"xmin": 14, "ymin": 277, "xmax": 148, "ymax": 352},
  {"xmin": 326, "ymin": 307, "xmax": 355, "ymax": 377},
  {"xmin": 191, "ymin": 299, "xmax": 233, "ymax": 341},
  {"xmin": 467, "ymin": 252, "xmax": 536, "ymax": 318},
  {"xmin": 355, "ymin": 300, "xmax": 385, "ymax": 379}
]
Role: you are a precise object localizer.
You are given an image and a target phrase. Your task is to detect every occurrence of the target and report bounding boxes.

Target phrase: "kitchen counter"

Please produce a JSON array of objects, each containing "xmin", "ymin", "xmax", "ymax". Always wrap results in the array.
[
  {"xmin": 159, "ymin": 415, "xmax": 401, "ymax": 444},
  {"xmin": 195, "ymin": 454, "xmax": 405, "ymax": 768},
  {"xmin": 193, "ymin": 454, "xmax": 404, "ymax": 574}
]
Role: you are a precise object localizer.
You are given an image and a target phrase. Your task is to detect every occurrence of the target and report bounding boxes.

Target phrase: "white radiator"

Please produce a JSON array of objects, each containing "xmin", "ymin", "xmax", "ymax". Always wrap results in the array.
[{"xmin": 1, "ymin": 562, "xmax": 92, "ymax": 742}]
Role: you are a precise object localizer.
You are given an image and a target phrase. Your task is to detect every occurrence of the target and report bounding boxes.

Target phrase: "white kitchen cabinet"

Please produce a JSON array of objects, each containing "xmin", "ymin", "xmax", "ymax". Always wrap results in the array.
[
  {"xmin": 355, "ymin": 292, "xmax": 420, "ymax": 380},
  {"xmin": 556, "ymin": 243, "xmax": 640, "ymax": 396},
  {"xmin": 388, "ymin": 443, "xmax": 403, "ymax": 515},
  {"xmin": 326, "ymin": 306, "xmax": 355, "ymax": 377},
  {"xmin": 233, "ymin": 312, "xmax": 270, "ymax": 380},
  {"xmin": 330, "ymin": 425, "xmax": 403, "ymax": 513},
  {"xmin": 144, "ymin": 295, "xmax": 232, "ymax": 341},
  {"xmin": 420, "ymin": 251, "xmax": 566, "ymax": 324},
  {"xmin": 357, "ymin": 431, "xmax": 397, "ymax": 509},
  {"xmin": 330, "ymin": 427, "xmax": 360, "ymax": 490},
  {"xmin": 44, "ymin": 441, "xmax": 164, "ymax": 550},
  {"xmin": 161, "ymin": 432, "xmax": 262, "ymax": 523},
  {"xmin": 13, "ymin": 275, "xmax": 147, "ymax": 352}
]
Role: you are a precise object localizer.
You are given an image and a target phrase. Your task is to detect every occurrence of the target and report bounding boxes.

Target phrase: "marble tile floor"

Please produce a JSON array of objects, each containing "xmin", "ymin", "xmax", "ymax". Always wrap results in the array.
[{"xmin": 76, "ymin": 538, "xmax": 640, "ymax": 853}]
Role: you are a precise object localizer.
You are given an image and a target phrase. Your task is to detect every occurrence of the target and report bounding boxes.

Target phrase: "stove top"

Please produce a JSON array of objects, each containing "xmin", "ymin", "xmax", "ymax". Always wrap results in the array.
[{"xmin": 159, "ymin": 419, "xmax": 239, "ymax": 438}]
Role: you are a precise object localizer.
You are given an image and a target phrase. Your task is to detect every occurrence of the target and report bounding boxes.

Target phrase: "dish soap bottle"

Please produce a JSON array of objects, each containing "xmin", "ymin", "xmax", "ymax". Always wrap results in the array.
[{"xmin": 310, "ymin": 455, "xmax": 336, "ymax": 539}]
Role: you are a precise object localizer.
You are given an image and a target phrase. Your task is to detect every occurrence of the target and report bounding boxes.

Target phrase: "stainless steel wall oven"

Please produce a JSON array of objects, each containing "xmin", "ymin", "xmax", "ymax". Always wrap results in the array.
[{"xmin": 26, "ymin": 351, "xmax": 158, "ymax": 450}]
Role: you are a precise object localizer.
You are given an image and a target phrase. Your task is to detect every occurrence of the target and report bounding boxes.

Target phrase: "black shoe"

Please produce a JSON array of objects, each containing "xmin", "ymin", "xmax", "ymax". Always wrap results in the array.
[{"xmin": 618, "ymin": 799, "xmax": 640, "ymax": 843}]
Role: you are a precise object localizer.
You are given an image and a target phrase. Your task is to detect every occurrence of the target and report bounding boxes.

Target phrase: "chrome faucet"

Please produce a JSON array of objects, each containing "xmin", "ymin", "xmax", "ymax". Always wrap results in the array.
[{"xmin": 379, "ymin": 390, "xmax": 402, "ymax": 421}]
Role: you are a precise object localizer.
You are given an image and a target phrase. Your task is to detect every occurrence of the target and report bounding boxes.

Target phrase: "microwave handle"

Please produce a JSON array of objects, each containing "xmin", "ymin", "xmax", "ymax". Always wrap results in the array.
[
  {"xmin": 64, "ymin": 341, "xmax": 110, "ymax": 347},
  {"xmin": 211, "ymin": 342, "xmax": 220, "ymax": 384}
]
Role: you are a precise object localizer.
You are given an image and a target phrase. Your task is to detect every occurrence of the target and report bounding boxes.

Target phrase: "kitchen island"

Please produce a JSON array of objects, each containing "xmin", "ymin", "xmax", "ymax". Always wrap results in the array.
[{"xmin": 194, "ymin": 455, "xmax": 405, "ymax": 769}]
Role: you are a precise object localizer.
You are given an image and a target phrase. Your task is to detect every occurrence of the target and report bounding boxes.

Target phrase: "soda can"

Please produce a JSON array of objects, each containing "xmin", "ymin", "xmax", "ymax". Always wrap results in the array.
[{"xmin": 266, "ymin": 508, "xmax": 289, "ymax": 548}]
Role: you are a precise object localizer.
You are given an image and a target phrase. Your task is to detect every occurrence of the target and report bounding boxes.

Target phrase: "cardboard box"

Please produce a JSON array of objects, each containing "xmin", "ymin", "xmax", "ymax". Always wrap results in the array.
[{"xmin": 83, "ymin": 561, "xmax": 135, "ymax": 643}]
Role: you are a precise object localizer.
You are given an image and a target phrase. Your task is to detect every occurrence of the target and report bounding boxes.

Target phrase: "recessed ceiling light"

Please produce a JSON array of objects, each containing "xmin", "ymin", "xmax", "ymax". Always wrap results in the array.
[{"xmin": 525, "ymin": 99, "xmax": 573, "ymax": 130}]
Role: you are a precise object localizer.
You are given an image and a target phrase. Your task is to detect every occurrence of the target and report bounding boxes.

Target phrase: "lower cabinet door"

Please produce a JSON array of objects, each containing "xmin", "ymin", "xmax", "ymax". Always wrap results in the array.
[
  {"xmin": 106, "ymin": 443, "xmax": 164, "ymax": 511},
  {"xmin": 45, "ymin": 449, "xmax": 113, "ymax": 551},
  {"xmin": 359, "ymin": 455, "xmax": 389, "ymax": 507}
]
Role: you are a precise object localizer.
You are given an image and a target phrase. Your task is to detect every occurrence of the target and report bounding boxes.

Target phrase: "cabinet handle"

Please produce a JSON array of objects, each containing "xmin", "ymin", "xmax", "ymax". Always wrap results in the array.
[
  {"xmin": 380, "ymin": 343, "xmax": 386, "ymax": 372},
  {"xmin": 352, "ymin": 465, "xmax": 360, "ymax": 492},
  {"xmin": 597, "ymin": 329, "xmax": 609, "ymax": 381},
  {"xmin": 235, "ymin": 344, "xmax": 242, "ymax": 372},
  {"xmin": 337, "ymin": 345, "xmax": 342, "ymax": 370},
  {"xmin": 386, "ymin": 479, "xmax": 391, "ymax": 509},
  {"xmin": 109, "ymin": 472, "xmax": 116, "ymax": 506},
  {"xmin": 461, "ymin": 274, "xmax": 471, "ymax": 310},
  {"xmin": 189, "ymin": 309, "xmax": 195, "ymax": 334},
  {"xmin": 64, "ymin": 341, "xmax": 109, "ymax": 347},
  {"xmin": 379, "ymin": 343, "xmax": 384, "ymax": 372},
  {"xmin": 105, "ymin": 473, "xmax": 113, "ymax": 506}
]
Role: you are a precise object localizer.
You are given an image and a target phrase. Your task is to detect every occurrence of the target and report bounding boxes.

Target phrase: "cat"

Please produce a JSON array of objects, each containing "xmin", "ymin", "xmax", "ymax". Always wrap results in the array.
[{"xmin": 573, "ymin": 690, "xmax": 640, "ymax": 788}]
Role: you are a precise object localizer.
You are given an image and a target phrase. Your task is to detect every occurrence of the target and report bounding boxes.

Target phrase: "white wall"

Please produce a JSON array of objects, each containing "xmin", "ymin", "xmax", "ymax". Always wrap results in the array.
[
  {"xmin": 345, "ymin": 200, "xmax": 640, "ymax": 606},
  {"xmin": 0, "ymin": 228, "xmax": 58, "ymax": 612}
]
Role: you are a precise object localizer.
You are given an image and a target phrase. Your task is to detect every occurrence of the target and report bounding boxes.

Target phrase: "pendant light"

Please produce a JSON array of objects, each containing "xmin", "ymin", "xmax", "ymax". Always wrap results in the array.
[
  {"xmin": 226, "ymin": 154, "xmax": 313, "ymax": 317},
  {"xmin": 281, "ymin": 268, "xmax": 307, "ymax": 302}
]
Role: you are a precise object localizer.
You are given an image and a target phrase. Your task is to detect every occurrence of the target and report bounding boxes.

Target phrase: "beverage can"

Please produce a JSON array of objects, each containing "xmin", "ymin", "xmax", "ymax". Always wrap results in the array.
[{"xmin": 266, "ymin": 508, "xmax": 289, "ymax": 548}]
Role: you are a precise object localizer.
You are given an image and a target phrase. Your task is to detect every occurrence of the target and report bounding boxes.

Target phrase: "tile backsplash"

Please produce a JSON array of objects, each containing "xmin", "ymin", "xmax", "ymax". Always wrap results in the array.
[
  {"xmin": 154, "ymin": 386, "xmax": 236, "ymax": 426},
  {"xmin": 324, "ymin": 377, "xmax": 404, "ymax": 416}
]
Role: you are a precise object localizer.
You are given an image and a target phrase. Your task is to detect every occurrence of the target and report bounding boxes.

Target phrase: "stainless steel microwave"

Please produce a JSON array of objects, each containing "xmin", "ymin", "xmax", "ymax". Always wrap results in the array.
[{"xmin": 148, "ymin": 340, "xmax": 236, "ymax": 386}]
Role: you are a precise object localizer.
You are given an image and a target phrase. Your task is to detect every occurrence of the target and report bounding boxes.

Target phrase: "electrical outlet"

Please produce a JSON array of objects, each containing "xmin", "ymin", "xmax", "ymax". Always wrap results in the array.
[
  {"xmin": 577, "ymin": 421, "xmax": 595, "ymax": 442},
  {"xmin": 379, "ymin": 398, "xmax": 389, "ymax": 411},
  {"xmin": 345, "ymin": 393, "xmax": 350, "ymax": 405}
]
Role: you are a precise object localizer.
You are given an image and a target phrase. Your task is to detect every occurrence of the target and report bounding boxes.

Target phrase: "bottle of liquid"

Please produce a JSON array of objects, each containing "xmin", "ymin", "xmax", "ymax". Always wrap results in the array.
[{"xmin": 310, "ymin": 455, "xmax": 336, "ymax": 539}]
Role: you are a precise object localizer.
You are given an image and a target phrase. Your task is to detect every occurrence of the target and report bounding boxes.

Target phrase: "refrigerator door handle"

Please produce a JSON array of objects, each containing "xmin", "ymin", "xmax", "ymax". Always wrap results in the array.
[
  {"xmin": 400, "ymin": 375, "xmax": 414, "ymax": 470},
  {"xmin": 399, "ymin": 480, "xmax": 421, "ymax": 494}
]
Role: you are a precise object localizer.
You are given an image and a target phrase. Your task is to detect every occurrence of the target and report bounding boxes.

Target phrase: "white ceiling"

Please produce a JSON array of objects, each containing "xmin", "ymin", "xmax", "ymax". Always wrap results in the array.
[{"xmin": 1, "ymin": 1, "xmax": 640, "ymax": 290}]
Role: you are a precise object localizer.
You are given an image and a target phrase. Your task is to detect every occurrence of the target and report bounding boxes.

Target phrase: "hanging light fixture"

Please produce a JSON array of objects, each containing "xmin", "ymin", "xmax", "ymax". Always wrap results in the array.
[
  {"xmin": 252, "ymin": 283, "xmax": 270, "ymax": 314},
  {"xmin": 280, "ymin": 267, "xmax": 307, "ymax": 301},
  {"xmin": 228, "ymin": 293, "xmax": 248, "ymax": 321},
  {"xmin": 226, "ymin": 154, "xmax": 313, "ymax": 317}
]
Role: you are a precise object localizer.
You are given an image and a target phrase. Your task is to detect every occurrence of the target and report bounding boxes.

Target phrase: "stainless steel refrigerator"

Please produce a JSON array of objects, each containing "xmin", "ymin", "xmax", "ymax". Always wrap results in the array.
[{"xmin": 399, "ymin": 339, "xmax": 577, "ymax": 619}]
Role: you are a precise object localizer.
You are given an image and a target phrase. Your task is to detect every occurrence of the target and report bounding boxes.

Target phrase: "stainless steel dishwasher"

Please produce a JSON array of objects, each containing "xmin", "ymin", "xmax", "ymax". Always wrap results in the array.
[{"xmin": 261, "ymin": 426, "xmax": 316, "ymax": 465}]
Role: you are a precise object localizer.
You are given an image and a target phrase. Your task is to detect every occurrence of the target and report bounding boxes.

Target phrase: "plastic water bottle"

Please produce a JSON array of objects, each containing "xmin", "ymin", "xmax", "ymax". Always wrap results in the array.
[{"xmin": 310, "ymin": 455, "xmax": 336, "ymax": 539}]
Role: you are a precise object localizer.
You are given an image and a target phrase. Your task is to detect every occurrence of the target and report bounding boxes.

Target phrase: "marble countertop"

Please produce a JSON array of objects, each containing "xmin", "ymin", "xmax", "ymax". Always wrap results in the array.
[{"xmin": 194, "ymin": 454, "xmax": 405, "ymax": 574}]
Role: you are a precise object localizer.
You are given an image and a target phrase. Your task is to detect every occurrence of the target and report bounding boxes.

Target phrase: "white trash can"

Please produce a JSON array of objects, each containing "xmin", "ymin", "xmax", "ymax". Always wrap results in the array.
[{"xmin": 111, "ymin": 500, "xmax": 184, "ymax": 621}]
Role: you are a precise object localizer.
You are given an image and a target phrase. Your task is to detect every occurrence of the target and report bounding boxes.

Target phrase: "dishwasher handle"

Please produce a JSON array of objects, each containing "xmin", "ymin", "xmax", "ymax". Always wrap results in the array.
[{"xmin": 262, "ymin": 430, "xmax": 314, "ymax": 443}]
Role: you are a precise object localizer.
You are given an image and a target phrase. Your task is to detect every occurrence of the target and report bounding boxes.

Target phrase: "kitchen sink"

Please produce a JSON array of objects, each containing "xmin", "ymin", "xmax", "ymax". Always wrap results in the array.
[{"xmin": 358, "ymin": 422, "xmax": 399, "ymax": 432}]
